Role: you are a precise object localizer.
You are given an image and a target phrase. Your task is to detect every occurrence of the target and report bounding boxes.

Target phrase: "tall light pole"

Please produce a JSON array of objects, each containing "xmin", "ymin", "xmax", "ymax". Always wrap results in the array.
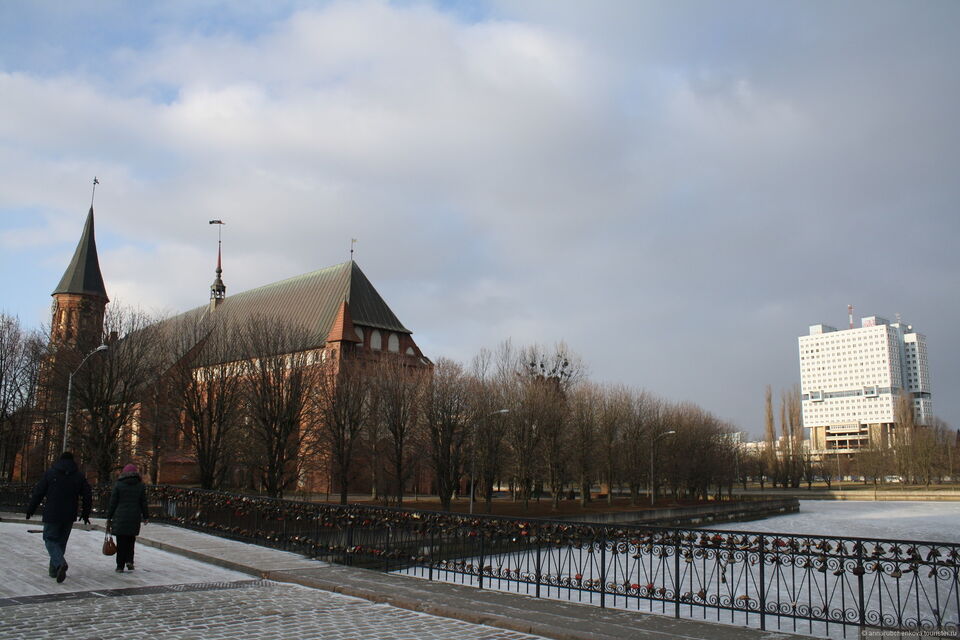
[
  {"xmin": 470, "ymin": 408, "xmax": 508, "ymax": 515},
  {"xmin": 63, "ymin": 344, "xmax": 108, "ymax": 452},
  {"xmin": 650, "ymin": 429, "xmax": 677, "ymax": 507}
]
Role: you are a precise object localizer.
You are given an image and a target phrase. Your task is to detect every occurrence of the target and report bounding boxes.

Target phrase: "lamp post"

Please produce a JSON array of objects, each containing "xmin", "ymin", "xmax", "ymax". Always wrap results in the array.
[
  {"xmin": 470, "ymin": 409, "xmax": 508, "ymax": 515},
  {"xmin": 63, "ymin": 344, "xmax": 108, "ymax": 452},
  {"xmin": 649, "ymin": 429, "xmax": 677, "ymax": 507}
]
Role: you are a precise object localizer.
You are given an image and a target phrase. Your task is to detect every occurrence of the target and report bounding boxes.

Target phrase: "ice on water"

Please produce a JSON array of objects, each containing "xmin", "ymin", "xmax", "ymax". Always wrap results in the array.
[{"xmin": 714, "ymin": 500, "xmax": 960, "ymax": 543}]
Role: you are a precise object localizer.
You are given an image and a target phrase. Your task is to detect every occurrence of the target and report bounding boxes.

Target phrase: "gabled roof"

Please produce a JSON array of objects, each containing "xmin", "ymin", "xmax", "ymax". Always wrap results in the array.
[
  {"xmin": 326, "ymin": 301, "xmax": 362, "ymax": 344},
  {"xmin": 171, "ymin": 261, "xmax": 411, "ymax": 353},
  {"xmin": 53, "ymin": 207, "xmax": 109, "ymax": 301}
]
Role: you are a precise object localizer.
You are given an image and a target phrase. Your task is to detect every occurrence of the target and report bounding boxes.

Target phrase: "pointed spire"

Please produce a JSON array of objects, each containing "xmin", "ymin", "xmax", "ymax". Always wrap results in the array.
[
  {"xmin": 210, "ymin": 240, "xmax": 226, "ymax": 304},
  {"xmin": 326, "ymin": 300, "xmax": 362, "ymax": 344},
  {"xmin": 53, "ymin": 207, "xmax": 109, "ymax": 301},
  {"xmin": 209, "ymin": 219, "xmax": 226, "ymax": 307}
]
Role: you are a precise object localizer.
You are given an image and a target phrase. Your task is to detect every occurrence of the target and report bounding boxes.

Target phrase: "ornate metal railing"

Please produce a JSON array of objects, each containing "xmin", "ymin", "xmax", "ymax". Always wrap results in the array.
[{"xmin": 3, "ymin": 483, "xmax": 957, "ymax": 638}]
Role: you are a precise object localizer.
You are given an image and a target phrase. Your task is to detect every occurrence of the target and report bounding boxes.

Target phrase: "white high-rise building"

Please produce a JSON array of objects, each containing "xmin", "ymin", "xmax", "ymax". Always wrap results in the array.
[{"xmin": 798, "ymin": 315, "xmax": 932, "ymax": 455}]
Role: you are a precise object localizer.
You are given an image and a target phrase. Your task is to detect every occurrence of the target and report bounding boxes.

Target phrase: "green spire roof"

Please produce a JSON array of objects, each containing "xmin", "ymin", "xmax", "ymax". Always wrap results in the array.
[{"xmin": 53, "ymin": 207, "xmax": 109, "ymax": 301}]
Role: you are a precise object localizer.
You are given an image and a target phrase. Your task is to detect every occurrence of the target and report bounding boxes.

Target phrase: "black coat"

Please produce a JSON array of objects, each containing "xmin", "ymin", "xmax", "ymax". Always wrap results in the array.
[
  {"xmin": 106, "ymin": 472, "xmax": 149, "ymax": 536},
  {"xmin": 26, "ymin": 457, "xmax": 93, "ymax": 524}
]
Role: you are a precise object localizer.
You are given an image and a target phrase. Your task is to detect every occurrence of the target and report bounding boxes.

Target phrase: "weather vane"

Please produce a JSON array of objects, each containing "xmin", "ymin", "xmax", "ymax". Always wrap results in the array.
[
  {"xmin": 350, "ymin": 238, "xmax": 357, "ymax": 259},
  {"xmin": 90, "ymin": 176, "xmax": 99, "ymax": 208},
  {"xmin": 209, "ymin": 219, "xmax": 225, "ymax": 243}
]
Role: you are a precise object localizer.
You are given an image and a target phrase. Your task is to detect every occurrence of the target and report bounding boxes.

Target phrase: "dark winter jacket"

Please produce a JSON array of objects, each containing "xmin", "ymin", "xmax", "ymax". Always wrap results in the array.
[
  {"xmin": 26, "ymin": 457, "xmax": 93, "ymax": 524},
  {"xmin": 106, "ymin": 471, "xmax": 149, "ymax": 536}
]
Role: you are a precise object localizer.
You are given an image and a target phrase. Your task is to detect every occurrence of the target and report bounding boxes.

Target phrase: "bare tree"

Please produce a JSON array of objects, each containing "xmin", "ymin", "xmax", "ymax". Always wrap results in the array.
[
  {"xmin": 763, "ymin": 386, "xmax": 779, "ymax": 488},
  {"xmin": 598, "ymin": 385, "xmax": 629, "ymax": 504},
  {"xmin": 66, "ymin": 305, "xmax": 164, "ymax": 484},
  {"xmin": 513, "ymin": 342, "xmax": 583, "ymax": 509},
  {"xmin": 238, "ymin": 315, "xmax": 320, "ymax": 498},
  {"xmin": 569, "ymin": 383, "xmax": 600, "ymax": 506},
  {"xmin": 779, "ymin": 386, "xmax": 803, "ymax": 488},
  {"xmin": 469, "ymin": 348, "xmax": 511, "ymax": 513},
  {"xmin": 0, "ymin": 314, "xmax": 45, "ymax": 480},
  {"xmin": 315, "ymin": 353, "xmax": 371, "ymax": 505},
  {"xmin": 169, "ymin": 317, "xmax": 245, "ymax": 489},
  {"xmin": 423, "ymin": 358, "xmax": 469, "ymax": 511},
  {"xmin": 373, "ymin": 354, "xmax": 424, "ymax": 506}
]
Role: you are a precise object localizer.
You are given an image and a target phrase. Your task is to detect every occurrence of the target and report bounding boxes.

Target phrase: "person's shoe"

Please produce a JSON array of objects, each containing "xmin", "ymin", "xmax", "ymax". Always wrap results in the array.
[
  {"xmin": 115, "ymin": 567, "xmax": 124, "ymax": 573},
  {"xmin": 126, "ymin": 562, "xmax": 134, "ymax": 571},
  {"xmin": 56, "ymin": 564, "xmax": 67, "ymax": 583}
]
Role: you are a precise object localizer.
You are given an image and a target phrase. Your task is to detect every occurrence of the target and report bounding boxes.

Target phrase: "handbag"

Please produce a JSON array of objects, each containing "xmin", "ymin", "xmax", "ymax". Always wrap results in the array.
[{"xmin": 102, "ymin": 530, "xmax": 117, "ymax": 556}]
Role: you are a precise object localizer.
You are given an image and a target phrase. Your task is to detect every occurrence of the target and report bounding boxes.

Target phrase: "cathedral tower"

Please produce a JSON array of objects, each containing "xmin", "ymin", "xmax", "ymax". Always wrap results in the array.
[{"xmin": 51, "ymin": 207, "xmax": 109, "ymax": 349}]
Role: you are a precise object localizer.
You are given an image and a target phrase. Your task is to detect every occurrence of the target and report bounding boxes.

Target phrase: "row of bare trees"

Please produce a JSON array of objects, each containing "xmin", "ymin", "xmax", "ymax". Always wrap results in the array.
[{"xmin": 0, "ymin": 307, "xmax": 749, "ymax": 508}]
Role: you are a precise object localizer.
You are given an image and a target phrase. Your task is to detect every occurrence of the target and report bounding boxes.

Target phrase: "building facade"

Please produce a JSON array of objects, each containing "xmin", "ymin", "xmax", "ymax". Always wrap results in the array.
[{"xmin": 798, "ymin": 315, "xmax": 932, "ymax": 455}]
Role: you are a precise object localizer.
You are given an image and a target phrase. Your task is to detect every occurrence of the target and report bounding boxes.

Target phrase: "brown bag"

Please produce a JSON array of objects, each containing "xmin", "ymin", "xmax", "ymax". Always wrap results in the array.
[{"xmin": 102, "ymin": 531, "xmax": 117, "ymax": 556}]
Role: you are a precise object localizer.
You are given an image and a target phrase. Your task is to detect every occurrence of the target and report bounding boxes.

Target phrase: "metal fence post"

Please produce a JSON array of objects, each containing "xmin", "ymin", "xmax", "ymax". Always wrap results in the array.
[
  {"xmin": 758, "ymin": 534, "xmax": 766, "ymax": 631},
  {"xmin": 346, "ymin": 522, "xmax": 354, "ymax": 567},
  {"xmin": 535, "ymin": 538, "xmax": 542, "ymax": 599},
  {"xmin": 385, "ymin": 526, "xmax": 391, "ymax": 573},
  {"xmin": 600, "ymin": 532, "xmax": 607, "ymax": 609},
  {"xmin": 674, "ymin": 534, "xmax": 681, "ymax": 619},
  {"xmin": 478, "ymin": 532, "xmax": 485, "ymax": 590},
  {"xmin": 856, "ymin": 541, "xmax": 865, "ymax": 629}
]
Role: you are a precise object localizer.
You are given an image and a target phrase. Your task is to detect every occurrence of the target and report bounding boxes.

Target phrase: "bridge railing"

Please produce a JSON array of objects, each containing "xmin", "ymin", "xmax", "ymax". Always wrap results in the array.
[{"xmin": 3, "ymin": 483, "xmax": 956, "ymax": 638}]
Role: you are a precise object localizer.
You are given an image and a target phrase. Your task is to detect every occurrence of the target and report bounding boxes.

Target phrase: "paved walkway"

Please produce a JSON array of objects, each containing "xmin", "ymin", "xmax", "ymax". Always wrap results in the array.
[{"xmin": 0, "ymin": 512, "xmax": 810, "ymax": 639}]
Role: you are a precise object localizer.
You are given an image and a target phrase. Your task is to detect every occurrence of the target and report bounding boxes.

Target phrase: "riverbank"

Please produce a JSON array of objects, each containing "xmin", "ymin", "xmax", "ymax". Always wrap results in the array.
[
  {"xmin": 731, "ymin": 486, "xmax": 960, "ymax": 501},
  {"xmin": 559, "ymin": 497, "xmax": 799, "ymax": 526}
]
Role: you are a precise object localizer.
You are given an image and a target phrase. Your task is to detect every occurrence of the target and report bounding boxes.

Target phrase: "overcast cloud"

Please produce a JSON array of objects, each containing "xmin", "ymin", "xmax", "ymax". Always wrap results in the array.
[{"xmin": 1, "ymin": 1, "xmax": 958, "ymax": 436}]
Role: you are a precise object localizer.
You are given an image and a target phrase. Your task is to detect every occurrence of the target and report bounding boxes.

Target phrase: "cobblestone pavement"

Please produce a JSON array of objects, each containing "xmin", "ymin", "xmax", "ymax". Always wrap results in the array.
[{"xmin": 0, "ymin": 580, "xmax": 548, "ymax": 640}]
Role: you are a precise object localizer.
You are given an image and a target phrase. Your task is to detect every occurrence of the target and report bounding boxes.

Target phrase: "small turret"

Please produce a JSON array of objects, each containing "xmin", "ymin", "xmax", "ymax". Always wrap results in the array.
[
  {"xmin": 209, "ymin": 219, "xmax": 226, "ymax": 310},
  {"xmin": 210, "ymin": 242, "xmax": 226, "ymax": 309}
]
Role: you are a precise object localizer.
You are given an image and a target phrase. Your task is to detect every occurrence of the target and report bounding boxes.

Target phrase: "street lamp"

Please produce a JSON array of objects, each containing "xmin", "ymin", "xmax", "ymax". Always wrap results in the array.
[
  {"xmin": 63, "ymin": 344, "xmax": 108, "ymax": 452},
  {"xmin": 649, "ymin": 430, "xmax": 677, "ymax": 507},
  {"xmin": 470, "ymin": 409, "xmax": 509, "ymax": 515}
]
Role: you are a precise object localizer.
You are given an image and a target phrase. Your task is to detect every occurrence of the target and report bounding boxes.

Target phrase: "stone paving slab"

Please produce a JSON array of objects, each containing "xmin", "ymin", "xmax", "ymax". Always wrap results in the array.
[
  {"xmin": 0, "ymin": 520, "xmax": 251, "ymax": 597},
  {"xmin": 0, "ymin": 580, "xmax": 548, "ymax": 640}
]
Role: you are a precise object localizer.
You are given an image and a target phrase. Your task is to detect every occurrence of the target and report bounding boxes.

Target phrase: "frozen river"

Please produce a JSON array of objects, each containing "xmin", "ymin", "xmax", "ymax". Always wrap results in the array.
[
  {"xmin": 397, "ymin": 500, "xmax": 960, "ymax": 638},
  {"xmin": 711, "ymin": 500, "xmax": 960, "ymax": 543}
]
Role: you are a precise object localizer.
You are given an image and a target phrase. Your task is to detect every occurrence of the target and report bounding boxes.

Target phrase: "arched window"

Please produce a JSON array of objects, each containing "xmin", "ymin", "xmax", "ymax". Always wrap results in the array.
[
  {"xmin": 370, "ymin": 329, "xmax": 382, "ymax": 350},
  {"xmin": 388, "ymin": 333, "xmax": 400, "ymax": 352},
  {"xmin": 354, "ymin": 327, "xmax": 364, "ymax": 343}
]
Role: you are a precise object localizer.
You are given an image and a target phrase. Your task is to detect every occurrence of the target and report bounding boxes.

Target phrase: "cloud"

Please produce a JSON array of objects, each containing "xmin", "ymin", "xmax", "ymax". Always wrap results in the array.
[{"xmin": 1, "ymin": 0, "xmax": 959, "ymax": 434}]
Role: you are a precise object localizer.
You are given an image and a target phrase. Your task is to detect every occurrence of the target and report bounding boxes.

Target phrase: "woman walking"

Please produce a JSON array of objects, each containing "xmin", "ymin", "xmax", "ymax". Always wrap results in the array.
[{"xmin": 106, "ymin": 463, "xmax": 149, "ymax": 573}]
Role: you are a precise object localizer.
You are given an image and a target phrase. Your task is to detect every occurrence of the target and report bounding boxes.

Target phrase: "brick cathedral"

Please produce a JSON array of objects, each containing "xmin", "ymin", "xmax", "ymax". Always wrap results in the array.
[{"xmin": 33, "ymin": 203, "xmax": 430, "ymax": 493}]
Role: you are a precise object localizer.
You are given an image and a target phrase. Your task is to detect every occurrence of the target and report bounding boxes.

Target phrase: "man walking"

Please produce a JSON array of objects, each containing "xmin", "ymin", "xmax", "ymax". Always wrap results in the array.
[{"xmin": 25, "ymin": 451, "xmax": 92, "ymax": 583}]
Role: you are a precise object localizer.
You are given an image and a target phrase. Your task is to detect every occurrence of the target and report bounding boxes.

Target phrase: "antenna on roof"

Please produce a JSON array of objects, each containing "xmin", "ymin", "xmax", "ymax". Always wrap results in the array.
[
  {"xmin": 848, "ymin": 304, "xmax": 854, "ymax": 329},
  {"xmin": 350, "ymin": 238, "xmax": 357, "ymax": 260},
  {"xmin": 90, "ymin": 176, "xmax": 99, "ymax": 209}
]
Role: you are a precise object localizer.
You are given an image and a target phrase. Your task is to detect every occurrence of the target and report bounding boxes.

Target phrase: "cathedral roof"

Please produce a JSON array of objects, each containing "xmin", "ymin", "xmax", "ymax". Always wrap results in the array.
[
  {"xmin": 52, "ymin": 207, "xmax": 109, "ymax": 301},
  {"xmin": 169, "ymin": 260, "xmax": 411, "ymax": 357}
]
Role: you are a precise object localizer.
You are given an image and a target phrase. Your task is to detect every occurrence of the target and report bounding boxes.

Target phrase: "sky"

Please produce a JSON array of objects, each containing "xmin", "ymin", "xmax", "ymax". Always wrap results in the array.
[{"xmin": 1, "ymin": 1, "xmax": 958, "ymax": 437}]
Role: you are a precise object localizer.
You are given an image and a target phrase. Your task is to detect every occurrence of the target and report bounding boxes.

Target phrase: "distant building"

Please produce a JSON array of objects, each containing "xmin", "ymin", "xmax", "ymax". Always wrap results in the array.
[{"xmin": 798, "ymin": 315, "xmax": 932, "ymax": 455}]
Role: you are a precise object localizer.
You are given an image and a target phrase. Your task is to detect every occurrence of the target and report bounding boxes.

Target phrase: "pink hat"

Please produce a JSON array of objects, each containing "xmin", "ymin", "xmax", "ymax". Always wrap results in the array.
[{"xmin": 122, "ymin": 464, "xmax": 138, "ymax": 474}]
